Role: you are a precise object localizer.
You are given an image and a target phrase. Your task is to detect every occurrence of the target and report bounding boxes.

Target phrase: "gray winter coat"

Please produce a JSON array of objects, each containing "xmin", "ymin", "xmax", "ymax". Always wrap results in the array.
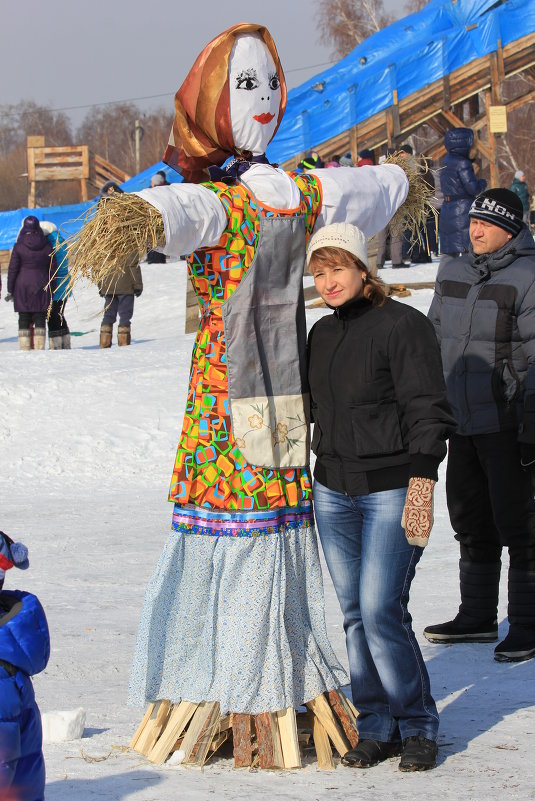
[{"xmin": 428, "ymin": 226, "xmax": 535, "ymax": 442}]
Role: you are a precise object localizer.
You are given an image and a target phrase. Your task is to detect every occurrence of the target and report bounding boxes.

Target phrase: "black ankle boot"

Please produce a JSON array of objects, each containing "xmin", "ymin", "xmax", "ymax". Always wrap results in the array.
[
  {"xmin": 494, "ymin": 568, "xmax": 535, "ymax": 662},
  {"xmin": 424, "ymin": 559, "xmax": 500, "ymax": 643}
]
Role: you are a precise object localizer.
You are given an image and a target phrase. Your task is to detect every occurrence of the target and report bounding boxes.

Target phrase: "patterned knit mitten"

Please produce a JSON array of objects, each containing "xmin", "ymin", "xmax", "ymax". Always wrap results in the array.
[{"xmin": 401, "ymin": 477, "xmax": 436, "ymax": 547}]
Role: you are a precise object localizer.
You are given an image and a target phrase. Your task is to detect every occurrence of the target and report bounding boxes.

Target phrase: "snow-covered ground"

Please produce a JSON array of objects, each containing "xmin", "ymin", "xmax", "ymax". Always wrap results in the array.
[{"xmin": 1, "ymin": 258, "xmax": 534, "ymax": 800}]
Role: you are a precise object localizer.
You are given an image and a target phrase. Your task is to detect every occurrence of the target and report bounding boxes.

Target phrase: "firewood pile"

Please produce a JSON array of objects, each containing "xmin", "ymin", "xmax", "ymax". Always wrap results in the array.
[{"xmin": 130, "ymin": 689, "xmax": 359, "ymax": 770}]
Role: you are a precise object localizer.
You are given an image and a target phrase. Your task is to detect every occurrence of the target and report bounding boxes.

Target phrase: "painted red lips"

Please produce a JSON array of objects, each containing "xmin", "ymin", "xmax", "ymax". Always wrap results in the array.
[{"xmin": 253, "ymin": 113, "xmax": 275, "ymax": 124}]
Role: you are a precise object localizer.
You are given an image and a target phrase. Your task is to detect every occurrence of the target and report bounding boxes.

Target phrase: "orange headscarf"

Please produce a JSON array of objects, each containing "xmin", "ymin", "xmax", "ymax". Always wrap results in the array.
[{"xmin": 163, "ymin": 22, "xmax": 287, "ymax": 183}]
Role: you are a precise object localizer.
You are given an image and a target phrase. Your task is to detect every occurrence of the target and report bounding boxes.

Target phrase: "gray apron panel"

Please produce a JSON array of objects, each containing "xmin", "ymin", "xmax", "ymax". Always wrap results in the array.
[{"xmin": 222, "ymin": 213, "xmax": 310, "ymax": 469}]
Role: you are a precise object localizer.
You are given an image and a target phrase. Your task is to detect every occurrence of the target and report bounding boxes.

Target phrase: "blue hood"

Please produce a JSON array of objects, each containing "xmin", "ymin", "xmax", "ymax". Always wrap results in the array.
[
  {"xmin": 0, "ymin": 591, "xmax": 50, "ymax": 676},
  {"xmin": 444, "ymin": 127, "xmax": 474, "ymax": 157}
]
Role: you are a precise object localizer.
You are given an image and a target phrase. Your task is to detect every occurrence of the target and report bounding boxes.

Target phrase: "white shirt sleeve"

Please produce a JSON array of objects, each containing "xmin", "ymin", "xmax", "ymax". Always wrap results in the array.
[
  {"xmin": 311, "ymin": 164, "xmax": 409, "ymax": 237},
  {"xmin": 134, "ymin": 184, "xmax": 228, "ymax": 257}
]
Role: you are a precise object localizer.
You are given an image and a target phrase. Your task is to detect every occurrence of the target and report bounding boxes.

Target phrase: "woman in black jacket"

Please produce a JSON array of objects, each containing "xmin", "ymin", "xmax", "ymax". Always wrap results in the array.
[{"xmin": 307, "ymin": 223, "xmax": 454, "ymax": 772}]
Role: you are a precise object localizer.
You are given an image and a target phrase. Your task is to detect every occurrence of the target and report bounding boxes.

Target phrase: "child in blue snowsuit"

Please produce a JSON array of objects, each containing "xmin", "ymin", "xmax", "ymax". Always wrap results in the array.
[{"xmin": 0, "ymin": 532, "xmax": 49, "ymax": 801}]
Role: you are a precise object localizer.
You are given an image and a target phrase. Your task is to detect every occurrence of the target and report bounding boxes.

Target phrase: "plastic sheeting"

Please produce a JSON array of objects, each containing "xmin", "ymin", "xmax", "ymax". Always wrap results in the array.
[{"xmin": 267, "ymin": 0, "xmax": 535, "ymax": 163}]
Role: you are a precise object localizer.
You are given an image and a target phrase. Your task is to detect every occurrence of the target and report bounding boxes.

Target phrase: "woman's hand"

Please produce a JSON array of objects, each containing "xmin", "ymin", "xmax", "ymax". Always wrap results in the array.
[{"xmin": 401, "ymin": 477, "xmax": 436, "ymax": 547}]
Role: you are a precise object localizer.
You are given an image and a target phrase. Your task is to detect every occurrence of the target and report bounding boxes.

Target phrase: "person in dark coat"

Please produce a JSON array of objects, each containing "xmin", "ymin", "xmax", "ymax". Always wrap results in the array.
[
  {"xmin": 98, "ymin": 256, "xmax": 143, "ymax": 348},
  {"xmin": 425, "ymin": 188, "xmax": 535, "ymax": 663},
  {"xmin": 509, "ymin": 170, "xmax": 531, "ymax": 224},
  {"xmin": 306, "ymin": 223, "xmax": 455, "ymax": 772},
  {"xmin": 0, "ymin": 531, "xmax": 50, "ymax": 801},
  {"xmin": 438, "ymin": 128, "xmax": 486, "ymax": 256},
  {"xmin": 6, "ymin": 216, "xmax": 56, "ymax": 350}
]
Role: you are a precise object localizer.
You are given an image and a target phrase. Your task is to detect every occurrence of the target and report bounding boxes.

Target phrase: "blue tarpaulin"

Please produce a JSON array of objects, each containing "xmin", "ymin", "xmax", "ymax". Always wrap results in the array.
[
  {"xmin": 266, "ymin": 0, "xmax": 535, "ymax": 163},
  {"xmin": 1, "ymin": 0, "xmax": 532, "ymax": 249}
]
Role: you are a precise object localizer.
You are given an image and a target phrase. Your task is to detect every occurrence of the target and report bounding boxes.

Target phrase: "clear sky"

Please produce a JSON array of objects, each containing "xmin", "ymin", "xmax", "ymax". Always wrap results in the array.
[{"xmin": 0, "ymin": 0, "xmax": 409, "ymax": 129}]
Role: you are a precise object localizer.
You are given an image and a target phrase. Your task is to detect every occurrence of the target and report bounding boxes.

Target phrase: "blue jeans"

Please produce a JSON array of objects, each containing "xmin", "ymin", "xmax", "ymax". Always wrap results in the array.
[{"xmin": 314, "ymin": 480, "xmax": 439, "ymax": 742}]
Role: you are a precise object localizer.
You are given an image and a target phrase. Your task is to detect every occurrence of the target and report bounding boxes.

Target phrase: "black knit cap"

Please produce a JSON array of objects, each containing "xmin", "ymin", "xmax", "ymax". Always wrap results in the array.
[{"xmin": 469, "ymin": 188, "xmax": 524, "ymax": 236}]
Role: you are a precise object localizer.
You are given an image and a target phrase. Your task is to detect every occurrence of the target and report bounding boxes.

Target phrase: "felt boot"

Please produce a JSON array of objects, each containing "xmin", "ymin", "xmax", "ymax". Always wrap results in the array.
[
  {"xmin": 117, "ymin": 325, "xmax": 131, "ymax": 346},
  {"xmin": 424, "ymin": 559, "xmax": 500, "ymax": 643},
  {"xmin": 33, "ymin": 327, "xmax": 46, "ymax": 350},
  {"xmin": 494, "ymin": 568, "xmax": 535, "ymax": 662},
  {"xmin": 61, "ymin": 333, "xmax": 71, "ymax": 349},
  {"xmin": 18, "ymin": 329, "xmax": 31, "ymax": 351},
  {"xmin": 100, "ymin": 325, "xmax": 113, "ymax": 349},
  {"xmin": 49, "ymin": 330, "xmax": 63, "ymax": 350}
]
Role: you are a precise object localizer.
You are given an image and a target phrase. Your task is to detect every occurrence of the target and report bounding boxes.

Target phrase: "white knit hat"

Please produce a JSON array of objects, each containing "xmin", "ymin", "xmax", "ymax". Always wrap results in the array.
[
  {"xmin": 306, "ymin": 222, "xmax": 368, "ymax": 269},
  {"xmin": 40, "ymin": 220, "xmax": 57, "ymax": 235}
]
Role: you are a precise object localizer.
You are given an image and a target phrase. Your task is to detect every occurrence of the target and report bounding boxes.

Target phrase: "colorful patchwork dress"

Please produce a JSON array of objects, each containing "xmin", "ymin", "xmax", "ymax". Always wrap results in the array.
[{"xmin": 128, "ymin": 172, "xmax": 347, "ymax": 714}]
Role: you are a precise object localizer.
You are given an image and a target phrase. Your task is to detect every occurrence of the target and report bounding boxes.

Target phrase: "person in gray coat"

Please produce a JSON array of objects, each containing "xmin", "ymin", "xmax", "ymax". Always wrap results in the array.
[{"xmin": 424, "ymin": 188, "xmax": 535, "ymax": 663}]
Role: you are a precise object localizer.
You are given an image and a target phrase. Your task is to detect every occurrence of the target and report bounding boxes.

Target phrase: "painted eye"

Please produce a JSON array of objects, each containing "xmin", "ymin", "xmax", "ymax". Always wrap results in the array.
[
  {"xmin": 236, "ymin": 76, "xmax": 259, "ymax": 90},
  {"xmin": 269, "ymin": 74, "xmax": 280, "ymax": 90}
]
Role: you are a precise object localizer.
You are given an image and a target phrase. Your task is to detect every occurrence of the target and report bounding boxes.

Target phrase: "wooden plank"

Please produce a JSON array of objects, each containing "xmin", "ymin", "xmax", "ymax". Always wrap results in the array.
[
  {"xmin": 147, "ymin": 700, "xmax": 197, "ymax": 764},
  {"xmin": 276, "ymin": 708, "xmax": 301, "ymax": 769},
  {"xmin": 255, "ymin": 712, "xmax": 284, "ymax": 769},
  {"xmin": 186, "ymin": 702, "xmax": 221, "ymax": 766},
  {"xmin": 133, "ymin": 699, "xmax": 172, "ymax": 756},
  {"xmin": 327, "ymin": 690, "xmax": 359, "ymax": 748},
  {"xmin": 27, "ymin": 135, "xmax": 45, "ymax": 148},
  {"xmin": 313, "ymin": 717, "xmax": 335, "ymax": 770},
  {"xmin": 130, "ymin": 702, "xmax": 156, "ymax": 749},
  {"xmin": 306, "ymin": 694, "xmax": 350, "ymax": 758},
  {"xmin": 34, "ymin": 167, "xmax": 86, "ymax": 181},
  {"xmin": 233, "ymin": 713, "xmax": 254, "ymax": 767}
]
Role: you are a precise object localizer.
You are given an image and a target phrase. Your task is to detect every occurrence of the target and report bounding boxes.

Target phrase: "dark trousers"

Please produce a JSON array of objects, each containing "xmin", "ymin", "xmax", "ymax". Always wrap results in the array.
[
  {"xmin": 18, "ymin": 312, "xmax": 46, "ymax": 330},
  {"xmin": 48, "ymin": 299, "xmax": 69, "ymax": 334},
  {"xmin": 446, "ymin": 431, "xmax": 535, "ymax": 569},
  {"xmin": 102, "ymin": 295, "xmax": 135, "ymax": 327}
]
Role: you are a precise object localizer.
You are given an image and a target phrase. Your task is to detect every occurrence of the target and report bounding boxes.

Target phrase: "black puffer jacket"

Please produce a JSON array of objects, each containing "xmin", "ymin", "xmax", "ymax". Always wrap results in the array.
[
  {"xmin": 308, "ymin": 296, "xmax": 455, "ymax": 495},
  {"xmin": 428, "ymin": 225, "xmax": 535, "ymax": 441}
]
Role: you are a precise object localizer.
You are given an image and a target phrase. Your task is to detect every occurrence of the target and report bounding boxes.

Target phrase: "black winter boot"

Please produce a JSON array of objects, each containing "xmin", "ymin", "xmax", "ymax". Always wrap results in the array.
[
  {"xmin": 424, "ymin": 559, "xmax": 500, "ymax": 643},
  {"xmin": 494, "ymin": 568, "xmax": 535, "ymax": 662}
]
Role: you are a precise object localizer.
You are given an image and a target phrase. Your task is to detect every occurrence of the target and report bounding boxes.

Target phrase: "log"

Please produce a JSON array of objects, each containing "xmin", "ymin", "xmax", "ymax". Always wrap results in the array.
[
  {"xmin": 233, "ymin": 714, "xmax": 255, "ymax": 767},
  {"xmin": 147, "ymin": 701, "xmax": 197, "ymax": 765},
  {"xmin": 185, "ymin": 702, "xmax": 221, "ymax": 766},
  {"xmin": 130, "ymin": 702, "xmax": 156, "ymax": 750},
  {"xmin": 255, "ymin": 712, "xmax": 284, "ymax": 769},
  {"xmin": 276, "ymin": 708, "xmax": 301, "ymax": 769},
  {"xmin": 327, "ymin": 690, "xmax": 359, "ymax": 748},
  {"xmin": 313, "ymin": 717, "xmax": 335, "ymax": 770},
  {"xmin": 306, "ymin": 694, "xmax": 350, "ymax": 758}
]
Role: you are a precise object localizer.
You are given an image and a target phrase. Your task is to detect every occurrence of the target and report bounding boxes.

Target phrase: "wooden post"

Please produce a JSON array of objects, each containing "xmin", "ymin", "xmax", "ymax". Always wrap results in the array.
[{"xmin": 484, "ymin": 90, "xmax": 499, "ymax": 188}]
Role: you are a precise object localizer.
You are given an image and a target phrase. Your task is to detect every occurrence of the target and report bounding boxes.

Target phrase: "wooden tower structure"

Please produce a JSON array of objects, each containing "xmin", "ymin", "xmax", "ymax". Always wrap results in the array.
[
  {"xmin": 26, "ymin": 136, "xmax": 131, "ymax": 207},
  {"xmin": 281, "ymin": 32, "xmax": 535, "ymax": 188}
]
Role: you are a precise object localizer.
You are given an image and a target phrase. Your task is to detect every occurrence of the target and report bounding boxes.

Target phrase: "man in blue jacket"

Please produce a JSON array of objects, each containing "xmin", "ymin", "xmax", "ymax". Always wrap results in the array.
[
  {"xmin": 0, "ymin": 532, "xmax": 49, "ymax": 800},
  {"xmin": 424, "ymin": 189, "xmax": 535, "ymax": 663}
]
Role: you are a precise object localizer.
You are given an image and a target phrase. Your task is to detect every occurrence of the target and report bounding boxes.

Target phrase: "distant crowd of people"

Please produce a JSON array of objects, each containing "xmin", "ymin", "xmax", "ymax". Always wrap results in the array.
[{"xmin": 0, "ymin": 171, "xmax": 175, "ymax": 351}]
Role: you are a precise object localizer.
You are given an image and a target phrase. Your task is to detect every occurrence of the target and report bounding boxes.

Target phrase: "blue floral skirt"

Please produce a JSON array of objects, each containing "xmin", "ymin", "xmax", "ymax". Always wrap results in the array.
[{"xmin": 128, "ymin": 503, "xmax": 347, "ymax": 714}]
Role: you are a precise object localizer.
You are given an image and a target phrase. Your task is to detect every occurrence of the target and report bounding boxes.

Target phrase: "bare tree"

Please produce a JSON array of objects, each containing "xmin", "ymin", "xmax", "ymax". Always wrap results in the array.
[
  {"xmin": 404, "ymin": 0, "xmax": 429, "ymax": 13},
  {"xmin": 316, "ymin": 0, "xmax": 394, "ymax": 58}
]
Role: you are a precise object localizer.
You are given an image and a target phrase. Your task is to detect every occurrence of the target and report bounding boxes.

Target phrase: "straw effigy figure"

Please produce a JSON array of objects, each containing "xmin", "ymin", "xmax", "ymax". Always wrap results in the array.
[{"xmin": 66, "ymin": 23, "xmax": 433, "ymax": 769}]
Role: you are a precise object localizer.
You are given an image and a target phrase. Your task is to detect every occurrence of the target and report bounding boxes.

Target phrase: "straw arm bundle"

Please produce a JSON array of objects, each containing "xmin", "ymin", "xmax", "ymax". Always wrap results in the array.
[
  {"xmin": 385, "ymin": 152, "xmax": 436, "ymax": 240},
  {"xmin": 63, "ymin": 194, "xmax": 165, "ymax": 294}
]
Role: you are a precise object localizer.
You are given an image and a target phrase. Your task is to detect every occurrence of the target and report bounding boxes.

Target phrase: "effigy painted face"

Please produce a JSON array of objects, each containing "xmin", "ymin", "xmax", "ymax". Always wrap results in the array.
[{"xmin": 229, "ymin": 33, "xmax": 282, "ymax": 155}]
